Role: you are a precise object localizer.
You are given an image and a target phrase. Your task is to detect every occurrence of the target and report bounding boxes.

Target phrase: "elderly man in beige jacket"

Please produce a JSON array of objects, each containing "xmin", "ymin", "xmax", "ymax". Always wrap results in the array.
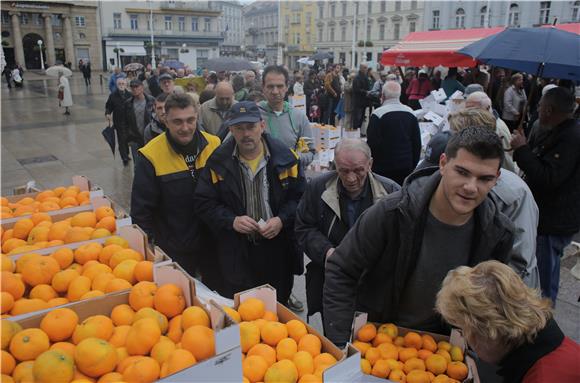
[{"xmin": 200, "ymin": 81, "xmax": 237, "ymax": 136}]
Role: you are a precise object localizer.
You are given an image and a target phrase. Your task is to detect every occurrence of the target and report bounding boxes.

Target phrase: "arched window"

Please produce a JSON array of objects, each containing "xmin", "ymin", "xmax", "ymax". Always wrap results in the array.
[
  {"xmin": 480, "ymin": 6, "xmax": 488, "ymax": 27},
  {"xmin": 455, "ymin": 8, "xmax": 465, "ymax": 29},
  {"xmin": 508, "ymin": 4, "xmax": 520, "ymax": 26},
  {"xmin": 573, "ymin": 1, "xmax": 580, "ymax": 21}
]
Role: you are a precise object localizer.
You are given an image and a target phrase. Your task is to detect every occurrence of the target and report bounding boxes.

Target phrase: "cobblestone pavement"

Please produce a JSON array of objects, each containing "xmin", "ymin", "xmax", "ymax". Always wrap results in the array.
[{"xmin": 1, "ymin": 72, "xmax": 577, "ymax": 342}]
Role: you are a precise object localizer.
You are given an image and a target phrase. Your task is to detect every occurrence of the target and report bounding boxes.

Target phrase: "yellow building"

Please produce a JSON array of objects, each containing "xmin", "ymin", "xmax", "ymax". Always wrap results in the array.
[{"xmin": 280, "ymin": 2, "xmax": 316, "ymax": 70}]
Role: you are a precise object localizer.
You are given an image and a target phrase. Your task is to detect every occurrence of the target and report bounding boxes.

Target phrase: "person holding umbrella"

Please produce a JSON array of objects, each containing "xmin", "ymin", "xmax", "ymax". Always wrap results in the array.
[
  {"xmin": 105, "ymin": 77, "xmax": 132, "ymax": 165},
  {"xmin": 58, "ymin": 71, "xmax": 73, "ymax": 115}
]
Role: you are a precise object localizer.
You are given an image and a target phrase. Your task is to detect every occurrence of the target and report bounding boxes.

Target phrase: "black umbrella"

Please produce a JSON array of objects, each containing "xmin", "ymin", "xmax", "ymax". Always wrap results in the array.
[
  {"xmin": 310, "ymin": 52, "xmax": 334, "ymax": 60},
  {"xmin": 101, "ymin": 125, "xmax": 116, "ymax": 156},
  {"xmin": 204, "ymin": 57, "xmax": 254, "ymax": 72}
]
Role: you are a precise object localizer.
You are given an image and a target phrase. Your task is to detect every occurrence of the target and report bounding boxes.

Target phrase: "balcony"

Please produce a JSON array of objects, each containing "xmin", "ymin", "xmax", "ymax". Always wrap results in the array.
[{"xmin": 106, "ymin": 28, "xmax": 223, "ymax": 40}]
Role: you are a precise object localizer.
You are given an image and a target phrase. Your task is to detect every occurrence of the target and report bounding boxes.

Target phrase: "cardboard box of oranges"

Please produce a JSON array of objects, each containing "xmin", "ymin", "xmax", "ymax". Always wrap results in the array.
[
  {"xmin": 349, "ymin": 312, "xmax": 480, "ymax": 383},
  {"xmin": 8, "ymin": 176, "xmax": 103, "ymax": 202},
  {"xmin": 2, "ymin": 262, "xmax": 242, "ymax": 383}
]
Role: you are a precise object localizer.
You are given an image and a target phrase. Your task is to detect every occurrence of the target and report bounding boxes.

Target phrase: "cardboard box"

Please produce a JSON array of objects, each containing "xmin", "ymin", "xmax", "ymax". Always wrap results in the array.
[
  {"xmin": 8, "ymin": 175, "xmax": 104, "ymax": 202},
  {"xmin": 312, "ymin": 123, "xmax": 341, "ymax": 151},
  {"xmin": 10, "ymin": 263, "xmax": 243, "ymax": 383},
  {"xmin": 350, "ymin": 312, "xmax": 480, "ymax": 383}
]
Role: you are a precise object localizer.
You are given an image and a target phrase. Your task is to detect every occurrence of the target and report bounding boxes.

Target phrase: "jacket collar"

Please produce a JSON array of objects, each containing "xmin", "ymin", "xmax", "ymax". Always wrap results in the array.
[
  {"xmin": 258, "ymin": 100, "xmax": 290, "ymax": 116},
  {"xmin": 497, "ymin": 319, "xmax": 564, "ymax": 383},
  {"xmin": 206, "ymin": 97, "xmax": 232, "ymax": 113},
  {"xmin": 166, "ymin": 128, "xmax": 207, "ymax": 158}
]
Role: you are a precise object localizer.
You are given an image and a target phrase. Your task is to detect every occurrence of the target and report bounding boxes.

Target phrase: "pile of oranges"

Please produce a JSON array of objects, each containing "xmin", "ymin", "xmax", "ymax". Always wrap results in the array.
[
  {"xmin": 0, "ymin": 282, "xmax": 215, "ymax": 383},
  {"xmin": 228, "ymin": 297, "xmax": 336, "ymax": 383},
  {"xmin": 1, "ymin": 186, "xmax": 95, "ymax": 219},
  {"xmin": 1, "ymin": 236, "xmax": 153, "ymax": 317},
  {"xmin": 1, "ymin": 207, "xmax": 117, "ymax": 256},
  {"xmin": 353, "ymin": 323, "xmax": 469, "ymax": 383}
]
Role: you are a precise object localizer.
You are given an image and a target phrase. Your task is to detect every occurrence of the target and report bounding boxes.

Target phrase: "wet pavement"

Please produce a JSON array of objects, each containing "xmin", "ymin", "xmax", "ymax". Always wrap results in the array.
[{"xmin": 1, "ymin": 72, "xmax": 578, "ymax": 342}]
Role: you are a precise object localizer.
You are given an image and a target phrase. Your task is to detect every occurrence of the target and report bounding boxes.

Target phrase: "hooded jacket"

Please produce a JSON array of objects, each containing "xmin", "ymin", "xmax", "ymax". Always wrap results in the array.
[
  {"xmin": 121, "ymin": 94, "xmax": 155, "ymax": 146},
  {"xmin": 323, "ymin": 167, "xmax": 515, "ymax": 345}
]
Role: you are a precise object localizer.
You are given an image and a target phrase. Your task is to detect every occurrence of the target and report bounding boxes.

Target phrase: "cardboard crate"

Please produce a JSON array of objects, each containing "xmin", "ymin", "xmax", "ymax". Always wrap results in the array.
[
  {"xmin": 7, "ymin": 175, "xmax": 104, "ymax": 202},
  {"xmin": 350, "ymin": 312, "xmax": 480, "ymax": 383},
  {"xmin": 10, "ymin": 263, "xmax": 243, "ymax": 383}
]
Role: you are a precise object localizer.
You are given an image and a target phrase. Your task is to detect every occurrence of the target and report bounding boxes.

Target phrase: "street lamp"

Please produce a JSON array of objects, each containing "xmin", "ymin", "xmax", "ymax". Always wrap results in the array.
[
  {"xmin": 37, "ymin": 40, "xmax": 45, "ymax": 70},
  {"xmin": 116, "ymin": 42, "xmax": 121, "ymax": 68}
]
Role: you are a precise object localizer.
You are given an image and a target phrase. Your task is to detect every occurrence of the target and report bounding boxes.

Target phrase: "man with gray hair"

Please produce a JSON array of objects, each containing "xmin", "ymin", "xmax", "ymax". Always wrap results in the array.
[
  {"xmin": 366, "ymin": 80, "xmax": 421, "ymax": 185},
  {"xmin": 200, "ymin": 81, "xmax": 237, "ymax": 135},
  {"xmin": 295, "ymin": 138, "xmax": 400, "ymax": 329}
]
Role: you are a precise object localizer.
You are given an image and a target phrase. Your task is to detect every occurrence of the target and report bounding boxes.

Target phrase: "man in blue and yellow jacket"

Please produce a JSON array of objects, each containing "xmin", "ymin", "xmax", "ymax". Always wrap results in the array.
[
  {"xmin": 131, "ymin": 93, "xmax": 220, "ymax": 276},
  {"xmin": 194, "ymin": 101, "xmax": 305, "ymax": 301}
]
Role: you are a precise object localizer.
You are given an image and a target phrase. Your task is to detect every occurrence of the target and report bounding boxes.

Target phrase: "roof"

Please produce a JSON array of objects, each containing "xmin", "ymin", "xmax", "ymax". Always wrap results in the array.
[
  {"xmin": 548, "ymin": 23, "xmax": 580, "ymax": 34},
  {"xmin": 381, "ymin": 27, "xmax": 505, "ymax": 67}
]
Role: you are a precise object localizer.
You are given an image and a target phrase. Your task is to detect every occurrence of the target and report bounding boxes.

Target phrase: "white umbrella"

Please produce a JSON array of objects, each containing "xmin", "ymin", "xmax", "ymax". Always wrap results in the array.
[
  {"xmin": 45, "ymin": 65, "xmax": 72, "ymax": 77},
  {"xmin": 297, "ymin": 57, "xmax": 314, "ymax": 66}
]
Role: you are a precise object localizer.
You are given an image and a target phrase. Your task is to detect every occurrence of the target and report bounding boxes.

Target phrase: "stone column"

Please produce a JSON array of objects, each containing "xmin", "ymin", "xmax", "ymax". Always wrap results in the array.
[
  {"xmin": 62, "ymin": 15, "xmax": 75, "ymax": 69},
  {"xmin": 42, "ymin": 14, "xmax": 56, "ymax": 66},
  {"xmin": 9, "ymin": 12, "xmax": 25, "ymax": 68}
]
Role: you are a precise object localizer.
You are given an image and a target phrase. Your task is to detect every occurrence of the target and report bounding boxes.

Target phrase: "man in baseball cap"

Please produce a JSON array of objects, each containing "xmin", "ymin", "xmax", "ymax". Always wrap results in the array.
[{"xmin": 158, "ymin": 72, "xmax": 175, "ymax": 95}]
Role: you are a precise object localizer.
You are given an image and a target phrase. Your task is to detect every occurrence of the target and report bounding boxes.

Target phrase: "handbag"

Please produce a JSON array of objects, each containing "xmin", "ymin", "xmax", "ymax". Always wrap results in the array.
[{"xmin": 58, "ymin": 88, "xmax": 64, "ymax": 101}]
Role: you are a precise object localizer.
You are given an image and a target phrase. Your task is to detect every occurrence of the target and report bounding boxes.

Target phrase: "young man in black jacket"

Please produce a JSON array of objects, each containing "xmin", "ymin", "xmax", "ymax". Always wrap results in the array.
[
  {"xmin": 121, "ymin": 79, "xmax": 155, "ymax": 164},
  {"xmin": 105, "ymin": 77, "xmax": 132, "ymax": 165},
  {"xmin": 324, "ymin": 127, "xmax": 515, "ymax": 346}
]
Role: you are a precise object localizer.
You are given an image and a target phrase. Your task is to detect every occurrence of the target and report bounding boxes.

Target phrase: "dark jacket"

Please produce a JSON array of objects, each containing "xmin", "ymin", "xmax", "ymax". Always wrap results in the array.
[
  {"xmin": 147, "ymin": 74, "xmax": 162, "ymax": 98},
  {"xmin": 295, "ymin": 171, "xmax": 400, "ymax": 317},
  {"xmin": 143, "ymin": 117, "xmax": 166, "ymax": 145},
  {"xmin": 80, "ymin": 62, "xmax": 91, "ymax": 78},
  {"xmin": 131, "ymin": 130, "xmax": 220, "ymax": 270},
  {"xmin": 323, "ymin": 167, "xmax": 515, "ymax": 345},
  {"xmin": 367, "ymin": 100, "xmax": 421, "ymax": 175},
  {"xmin": 514, "ymin": 118, "xmax": 580, "ymax": 235},
  {"xmin": 105, "ymin": 89, "xmax": 131, "ymax": 131},
  {"xmin": 194, "ymin": 134, "xmax": 305, "ymax": 293},
  {"xmin": 121, "ymin": 94, "xmax": 155, "ymax": 146},
  {"xmin": 353, "ymin": 72, "xmax": 370, "ymax": 108},
  {"xmin": 498, "ymin": 319, "xmax": 580, "ymax": 383}
]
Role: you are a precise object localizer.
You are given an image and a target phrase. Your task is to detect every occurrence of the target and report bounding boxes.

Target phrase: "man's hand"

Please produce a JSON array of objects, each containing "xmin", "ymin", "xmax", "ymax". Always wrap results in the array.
[
  {"xmin": 259, "ymin": 217, "xmax": 283, "ymax": 239},
  {"xmin": 510, "ymin": 129, "xmax": 527, "ymax": 150},
  {"xmin": 105, "ymin": 114, "xmax": 112, "ymax": 124},
  {"xmin": 233, "ymin": 216, "xmax": 260, "ymax": 234},
  {"xmin": 325, "ymin": 247, "xmax": 335, "ymax": 267}
]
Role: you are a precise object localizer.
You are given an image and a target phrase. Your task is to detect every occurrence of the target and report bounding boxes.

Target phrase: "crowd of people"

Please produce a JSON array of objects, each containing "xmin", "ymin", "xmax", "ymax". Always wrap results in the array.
[{"xmin": 98, "ymin": 61, "xmax": 580, "ymax": 381}]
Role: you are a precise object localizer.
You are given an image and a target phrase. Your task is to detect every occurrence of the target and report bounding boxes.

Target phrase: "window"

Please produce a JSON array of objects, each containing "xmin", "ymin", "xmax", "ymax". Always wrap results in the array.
[
  {"xmin": 130, "ymin": 15, "xmax": 138, "ymax": 30},
  {"xmin": 411, "ymin": 0, "xmax": 417, "ymax": 10},
  {"xmin": 20, "ymin": 14, "xmax": 28, "ymax": 24},
  {"xmin": 330, "ymin": 27, "xmax": 335, "ymax": 42},
  {"xmin": 284, "ymin": 15, "xmax": 289, "ymax": 27},
  {"xmin": 394, "ymin": 23, "xmax": 400, "ymax": 39},
  {"xmin": 113, "ymin": 13, "xmax": 121, "ymax": 29},
  {"xmin": 294, "ymin": 32, "xmax": 300, "ymax": 44},
  {"xmin": 178, "ymin": 16, "xmax": 185, "ymax": 31},
  {"xmin": 539, "ymin": 2, "xmax": 551, "ymax": 24},
  {"xmin": 508, "ymin": 4, "xmax": 519, "ymax": 26},
  {"xmin": 54, "ymin": 32, "xmax": 62, "ymax": 41},
  {"xmin": 197, "ymin": 49, "xmax": 209, "ymax": 67},
  {"xmin": 32, "ymin": 14, "xmax": 43, "ymax": 26},
  {"xmin": 192, "ymin": 17, "xmax": 198, "ymax": 31},
  {"xmin": 318, "ymin": 28, "xmax": 323, "ymax": 41},
  {"xmin": 409, "ymin": 21, "xmax": 416, "ymax": 32},
  {"xmin": 455, "ymin": 8, "xmax": 465, "ymax": 29},
  {"xmin": 366, "ymin": 24, "xmax": 371, "ymax": 40},
  {"xmin": 432, "ymin": 10, "xmax": 440, "ymax": 29},
  {"xmin": 381, "ymin": 1, "xmax": 386, "ymax": 12},
  {"xmin": 164, "ymin": 16, "xmax": 172, "ymax": 31},
  {"xmin": 293, "ymin": 13, "xmax": 300, "ymax": 23},
  {"xmin": 1, "ymin": 11, "xmax": 10, "ymax": 24},
  {"xmin": 341, "ymin": 26, "xmax": 346, "ymax": 41},
  {"xmin": 574, "ymin": 1, "xmax": 580, "ymax": 21},
  {"xmin": 306, "ymin": 32, "xmax": 311, "ymax": 44},
  {"xmin": 342, "ymin": 2, "xmax": 347, "ymax": 16},
  {"xmin": 78, "ymin": 32, "xmax": 86, "ymax": 39},
  {"xmin": 74, "ymin": 15, "xmax": 85, "ymax": 27},
  {"xmin": 379, "ymin": 24, "xmax": 385, "ymax": 40},
  {"xmin": 306, "ymin": 12, "xmax": 311, "ymax": 25},
  {"xmin": 395, "ymin": 1, "xmax": 401, "ymax": 12},
  {"xmin": 480, "ymin": 6, "xmax": 487, "ymax": 27},
  {"xmin": 204, "ymin": 18, "xmax": 211, "ymax": 32},
  {"xmin": 331, "ymin": 3, "xmax": 336, "ymax": 18},
  {"xmin": 318, "ymin": 4, "xmax": 323, "ymax": 19},
  {"xmin": 368, "ymin": 1, "xmax": 372, "ymax": 13}
]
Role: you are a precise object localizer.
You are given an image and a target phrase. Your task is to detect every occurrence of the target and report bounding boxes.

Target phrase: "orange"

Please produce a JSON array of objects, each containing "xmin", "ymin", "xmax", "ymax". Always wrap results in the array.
[
  {"xmin": 433, "ymin": 374, "xmax": 451, "ymax": 383},
  {"xmin": 360, "ymin": 358, "xmax": 372, "ymax": 374},
  {"xmin": 72, "ymin": 368, "xmax": 96, "ymax": 382},
  {"xmin": 126, "ymin": 318, "xmax": 161, "ymax": 356},
  {"xmin": 253, "ymin": 318, "xmax": 267, "ymax": 331},
  {"xmin": 240, "ymin": 321, "xmax": 261, "ymax": 353},
  {"xmin": 450, "ymin": 346, "xmax": 464, "ymax": 362},
  {"xmin": 59, "ymin": 196, "xmax": 79, "ymax": 208},
  {"xmin": 72, "ymin": 315, "xmax": 114, "ymax": 344},
  {"xmin": 373, "ymin": 332, "xmax": 393, "ymax": 346},
  {"xmin": 21, "ymin": 256, "xmax": 60, "ymax": 287},
  {"xmin": 104, "ymin": 236, "xmax": 129, "ymax": 248},
  {"xmin": 286, "ymin": 319, "xmax": 308, "ymax": 343},
  {"xmin": 47, "ymin": 221, "xmax": 71, "ymax": 241},
  {"xmin": 378, "ymin": 323, "xmax": 399, "ymax": 338},
  {"xmin": 313, "ymin": 352, "xmax": 336, "ymax": 370},
  {"xmin": 80, "ymin": 290, "xmax": 104, "ymax": 299},
  {"xmin": 1, "ymin": 349, "xmax": 15, "ymax": 375},
  {"xmin": 39, "ymin": 201, "xmax": 61, "ymax": 212},
  {"xmin": 222, "ymin": 306, "xmax": 241, "ymax": 323},
  {"xmin": 446, "ymin": 361, "xmax": 468, "ymax": 381},
  {"xmin": 52, "ymin": 269, "xmax": 80, "ymax": 293},
  {"xmin": 74, "ymin": 243, "xmax": 103, "ymax": 265},
  {"xmin": 422, "ymin": 334, "xmax": 438, "ymax": 353},
  {"xmin": 293, "ymin": 350, "xmax": 314, "ymax": 378},
  {"xmin": 406, "ymin": 370, "xmax": 431, "ymax": 383},
  {"xmin": 298, "ymin": 374, "xmax": 321, "ymax": 383},
  {"xmin": 74, "ymin": 337, "xmax": 118, "ymax": 378},
  {"xmin": 264, "ymin": 359, "xmax": 298, "ymax": 383},
  {"xmin": 404, "ymin": 357, "xmax": 426, "ymax": 374},
  {"xmin": 378, "ymin": 342, "xmax": 399, "ymax": 360},
  {"xmin": 243, "ymin": 355, "xmax": 269, "ymax": 383},
  {"xmin": 153, "ymin": 284, "xmax": 185, "ymax": 318},
  {"xmin": 263, "ymin": 310, "xmax": 278, "ymax": 321},
  {"xmin": 113, "ymin": 259, "xmax": 138, "ymax": 284},
  {"xmin": 63, "ymin": 226, "xmax": 92, "ymax": 243},
  {"xmin": 389, "ymin": 369, "xmax": 407, "ymax": 382},
  {"xmin": 0, "ymin": 272, "xmax": 25, "ymax": 300},
  {"xmin": 122, "ymin": 356, "xmax": 160, "ymax": 383},
  {"xmin": 95, "ymin": 206, "xmax": 115, "ymax": 221},
  {"xmin": 404, "ymin": 331, "xmax": 423, "ymax": 349},
  {"xmin": 50, "ymin": 248, "xmax": 75, "ymax": 269},
  {"xmin": 276, "ymin": 337, "xmax": 298, "ymax": 361},
  {"xmin": 261, "ymin": 321, "xmax": 288, "ymax": 347},
  {"xmin": 13, "ymin": 219, "xmax": 34, "ymax": 240},
  {"xmin": 399, "ymin": 347, "xmax": 419, "ymax": 362},
  {"xmin": 9, "ymin": 328, "xmax": 50, "ymax": 361},
  {"xmin": 91, "ymin": 228, "xmax": 112, "ymax": 239},
  {"xmin": 27, "ymin": 226, "xmax": 50, "ymax": 244},
  {"xmin": 111, "ymin": 304, "xmax": 136, "ymax": 326},
  {"xmin": 91, "ymin": 272, "xmax": 116, "ymax": 292},
  {"xmin": 96, "ymin": 217, "xmax": 116, "ymax": 233},
  {"xmin": 437, "ymin": 341, "xmax": 452, "ymax": 352},
  {"xmin": 352, "ymin": 341, "xmax": 371, "ymax": 356},
  {"xmin": 50, "ymin": 342, "xmax": 76, "ymax": 358},
  {"xmin": 426, "ymin": 354, "xmax": 448, "ymax": 375},
  {"xmin": 11, "ymin": 360, "xmax": 35, "ymax": 382},
  {"xmin": 180, "ymin": 325, "xmax": 215, "ymax": 361},
  {"xmin": 29, "ymin": 284, "xmax": 58, "ymax": 302},
  {"xmin": 109, "ymin": 325, "xmax": 131, "ymax": 348},
  {"xmin": 181, "ymin": 306, "xmax": 210, "ymax": 330},
  {"xmin": 35, "ymin": 191, "xmax": 56, "ymax": 202},
  {"xmin": 10, "ymin": 298, "xmax": 49, "ymax": 316},
  {"xmin": 1, "ymin": 292, "xmax": 14, "ymax": 314},
  {"xmin": 1, "ymin": 238, "xmax": 26, "ymax": 254},
  {"xmin": 394, "ymin": 336, "xmax": 405, "ymax": 347},
  {"xmin": 76, "ymin": 191, "xmax": 90, "ymax": 204},
  {"xmin": 160, "ymin": 348, "xmax": 196, "ymax": 378},
  {"xmin": 371, "ymin": 359, "xmax": 391, "ymax": 379},
  {"xmin": 357, "ymin": 323, "xmax": 377, "ymax": 343},
  {"xmin": 133, "ymin": 307, "xmax": 168, "ymax": 333},
  {"xmin": 32, "ymin": 349, "xmax": 75, "ymax": 383},
  {"xmin": 13, "ymin": 205, "xmax": 35, "ymax": 217},
  {"xmin": 67, "ymin": 275, "xmax": 92, "ymax": 302},
  {"xmin": 436, "ymin": 349, "xmax": 452, "ymax": 363},
  {"xmin": 133, "ymin": 261, "xmax": 153, "ymax": 282},
  {"xmin": 1, "ymin": 320, "xmax": 22, "ymax": 350},
  {"xmin": 364, "ymin": 347, "xmax": 381, "ymax": 366},
  {"xmin": 150, "ymin": 337, "xmax": 176, "ymax": 364},
  {"xmin": 417, "ymin": 349, "xmax": 434, "ymax": 360},
  {"xmin": 9, "ymin": 245, "xmax": 42, "ymax": 256},
  {"xmin": 297, "ymin": 334, "xmax": 321, "ymax": 358},
  {"xmin": 70, "ymin": 212, "xmax": 97, "ymax": 228},
  {"xmin": 117, "ymin": 355, "xmax": 144, "ymax": 373},
  {"xmin": 104, "ymin": 278, "xmax": 132, "ymax": 293},
  {"xmin": 116, "ymin": 347, "xmax": 129, "ymax": 367},
  {"xmin": 109, "ymin": 249, "xmax": 142, "ymax": 269},
  {"xmin": 82, "ymin": 263, "xmax": 112, "ymax": 281},
  {"xmin": 16, "ymin": 197, "xmax": 35, "ymax": 205},
  {"xmin": 15, "ymin": 253, "xmax": 43, "ymax": 274},
  {"xmin": 98, "ymin": 244, "xmax": 123, "ymax": 265},
  {"xmin": 166, "ymin": 315, "xmax": 183, "ymax": 343},
  {"xmin": 248, "ymin": 343, "xmax": 277, "ymax": 367},
  {"xmin": 52, "ymin": 186, "xmax": 66, "ymax": 197},
  {"xmin": 97, "ymin": 372, "xmax": 124, "ymax": 383},
  {"xmin": 237, "ymin": 298, "xmax": 266, "ymax": 321},
  {"xmin": 129, "ymin": 281, "xmax": 157, "ymax": 311}
]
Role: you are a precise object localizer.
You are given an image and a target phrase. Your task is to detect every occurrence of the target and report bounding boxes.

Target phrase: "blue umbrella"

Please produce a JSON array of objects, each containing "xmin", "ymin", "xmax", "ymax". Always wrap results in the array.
[
  {"xmin": 161, "ymin": 60, "xmax": 185, "ymax": 70},
  {"xmin": 457, "ymin": 26, "xmax": 580, "ymax": 80}
]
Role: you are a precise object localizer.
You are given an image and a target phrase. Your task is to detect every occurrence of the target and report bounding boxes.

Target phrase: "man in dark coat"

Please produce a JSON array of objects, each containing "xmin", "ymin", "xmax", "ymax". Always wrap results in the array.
[
  {"xmin": 295, "ymin": 138, "xmax": 400, "ymax": 329},
  {"xmin": 105, "ymin": 77, "xmax": 132, "ymax": 165},
  {"xmin": 194, "ymin": 101, "xmax": 305, "ymax": 302},
  {"xmin": 79, "ymin": 59, "xmax": 91, "ymax": 86},
  {"xmin": 121, "ymin": 79, "xmax": 155, "ymax": 162},
  {"xmin": 352, "ymin": 63, "xmax": 370, "ymax": 130},
  {"xmin": 511, "ymin": 87, "xmax": 580, "ymax": 303},
  {"xmin": 323, "ymin": 127, "xmax": 515, "ymax": 346}
]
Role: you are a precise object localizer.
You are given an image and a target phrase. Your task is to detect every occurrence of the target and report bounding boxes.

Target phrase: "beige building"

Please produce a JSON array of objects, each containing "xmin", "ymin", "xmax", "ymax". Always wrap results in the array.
[
  {"xmin": 242, "ymin": 0, "xmax": 278, "ymax": 64},
  {"xmin": 1, "ymin": 1, "xmax": 103, "ymax": 70},
  {"xmin": 280, "ymin": 1, "xmax": 317, "ymax": 69}
]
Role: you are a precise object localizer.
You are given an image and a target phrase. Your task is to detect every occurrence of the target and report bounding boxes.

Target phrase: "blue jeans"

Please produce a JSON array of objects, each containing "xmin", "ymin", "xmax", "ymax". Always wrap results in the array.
[{"xmin": 536, "ymin": 234, "xmax": 572, "ymax": 303}]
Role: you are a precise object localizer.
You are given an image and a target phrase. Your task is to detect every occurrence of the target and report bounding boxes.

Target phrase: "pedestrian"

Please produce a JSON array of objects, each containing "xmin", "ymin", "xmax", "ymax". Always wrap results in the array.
[
  {"xmin": 436, "ymin": 261, "xmax": 580, "ymax": 383},
  {"xmin": 430, "ymin": 70, "xmax": 442, "ymax": 90},
  {"xmin": 233, "ymin": 75, "xmax": 248, "ymax": 101},
  {"xmin": 368, "ymin": 72, "xmax": 388, "ymax": 109},
  {"xmin": 441, "ymin": 68, "xmax": 465, "ymax": 100},
  {"xmin": 11, "ymin": 66, "xmax": 23, "ymax": 88},
  {"xmin": 58, "ymin": 71, "xmax": 72, "ymax": 115},
  {"xmin": 367, "ymin": 81, "xmax": 420, "ymax": 185},
  {"xmin": 143, "ymin": 93, "xmax": 169, "ymax": 144},
  {"xmin": 341, "ymin": 71, "xmax": 355, "ymax": 131},
  {"xmin": 131, "ymin": 93, "xmax": 221, "ymax": 277},
  {"xmin": 158, "ymin": 72, "xmax": 175, "ymax": 95},
  {"xmin": 205, "ymin": 72, "xmax": 218, "ymax": 90},
  {"xmin": 200, "ymin": 81, "xmax": 237, "ymax": 136},
  {"xmin": 295, "ymin": 139, "xmax": 400, "ymax": 329},
  {"xmin": 323, "ymin": 64, "xmax": 342, "ymax": 125},
  {"xmin": 79, "ymin": 59, "xmax": 91, "ymax": 86},
  {"xmin": 463, "ymin": 65, "xmax": 490, "ymax": 88},
  {"xmin": 502, "ymin": 73, "xmax": 527, "ymax": 132},
  {"xmin": 324, "ymin": 126, "xmax": 514, "ymax": 345},
  {"xmin": 194, "ymin": 101, "xmax": 305, "ymax": 302},
  {"xmin": 121, "ymin": 79, "xmax": 155, "ymax": 163},
  {"xmin": 293, "ymin": 73, "xmax": 304, "ymax": 96},
  {"xmin": 147, "ymin": 68, "xmax": 162, "ymax": 98},
  {"xmin": 400, "ymin": 69, "xmax": 414, "ymax": 106},
  {"xmin": 511, "ymin": 87, "xmax": 580, "ymax": 303},
  {"xmin": 108, "ymin": 67, "xmax": 125, "ymax": 93},
  {"xmin": 352, "ymin": 63, "xmax": 371, "ymax": 130},
  {"xmin": 105, "ymin": 77, "xmax": 132, "ymax": 165},
  {"xmin": 2, "ymin": 65, "xmax": 12, "ymax": 88},
  {"xmin": 406, "ymin": 69, "xmax": 432, "ymax": 110}
]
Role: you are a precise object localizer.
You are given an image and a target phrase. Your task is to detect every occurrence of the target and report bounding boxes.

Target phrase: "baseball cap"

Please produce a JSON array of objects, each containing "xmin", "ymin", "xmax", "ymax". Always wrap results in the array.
[
  {"xmin": 159, "ymin": 73, "xmax": 174, "ymax": 82},
  {"xmin": 226, "ymin": 101, "xmax": 262, "ymax": 127},
  {"xmin": 416, "ymin": 131, "xmax": 452, "ymax": 170},
  {"xmin": 129, "ymin": 79, "xmax": 143, "ymax": 87}
]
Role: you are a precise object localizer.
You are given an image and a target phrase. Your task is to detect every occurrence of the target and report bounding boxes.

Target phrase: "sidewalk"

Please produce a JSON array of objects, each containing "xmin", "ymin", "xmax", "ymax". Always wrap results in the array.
[{"xmin": 21, "ymin": 70, "xmax": 110, "ymax": 83}]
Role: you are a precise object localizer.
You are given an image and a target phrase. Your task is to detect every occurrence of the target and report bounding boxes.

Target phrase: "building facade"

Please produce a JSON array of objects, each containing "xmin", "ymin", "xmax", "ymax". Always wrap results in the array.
[
  {"xmin": 423, "ymin": 1, "xmax": 580, "ymax": 31},
  {"xmin": 315, "ymin": 0, "xmax": 424, "ymax": 69},
  {"xmin": 213, "ymin": 1, "xmax": 244, "ymax": 57},
  {"xmin": 1, "ymin": 1, "xmax": 103, "ymax": 70},
  {"xmin": 242, "ymin": 1, "xmax": 279, "ymax": 65},
  {"xmin": 280, "ymin": 1, "xmax": 317, "ymax": 70},
  {"xmin": 99, "ymin": 1, "xmax": 223, "ymax": 71}
]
